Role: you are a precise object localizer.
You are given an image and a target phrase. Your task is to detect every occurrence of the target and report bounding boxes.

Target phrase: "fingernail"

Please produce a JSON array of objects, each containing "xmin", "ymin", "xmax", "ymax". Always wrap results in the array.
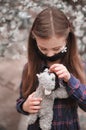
[{"xmin": 40, "ymin": 98, "xmax": 42, "ymax": 100}]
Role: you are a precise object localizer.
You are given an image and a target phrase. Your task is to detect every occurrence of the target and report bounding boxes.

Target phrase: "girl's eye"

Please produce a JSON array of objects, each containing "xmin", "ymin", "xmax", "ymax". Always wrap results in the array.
[
  {"xmin": 41, "ymin": 48, "xmax": 47, "ymax": 51},
  {"xmin": 53, "ymin": 48, "xmax": 60, "ymax": 51}
]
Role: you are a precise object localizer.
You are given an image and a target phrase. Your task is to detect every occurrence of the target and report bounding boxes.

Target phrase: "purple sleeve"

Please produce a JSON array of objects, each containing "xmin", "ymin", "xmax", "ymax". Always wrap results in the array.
[
  {"xmin": 16, "ymin": 82, "xmax": 29, "ymax": 115},
  {"xmin": 16, "ymin": 97, "xmax": 29, "ymax": 115},
  {"xmin": 16, "ymin": 63, "xmax": 29, "ymax": 115},
  {"xmin": 66, "ymin": 74, "xmax": 86, "ymax": 112},
  {"xmin": 16, "ymin": 67, "xmax": 29, "ymax": 115}
]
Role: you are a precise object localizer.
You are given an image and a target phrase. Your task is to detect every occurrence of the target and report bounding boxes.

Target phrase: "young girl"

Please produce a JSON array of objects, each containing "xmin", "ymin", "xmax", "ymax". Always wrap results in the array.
[{"xmin": 16, "ymin": 6, "xmax": 86, "ymax": 130}]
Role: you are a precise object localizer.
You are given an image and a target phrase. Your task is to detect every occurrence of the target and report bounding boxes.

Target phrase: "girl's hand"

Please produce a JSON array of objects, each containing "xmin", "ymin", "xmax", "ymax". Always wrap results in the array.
[
  {"xmin": 23, "ymin": 92, "xmax": 42, "ymax": 114},
  {"xmin": 49, "ymin": 63, "xmax": 71, "ymax": 82}
]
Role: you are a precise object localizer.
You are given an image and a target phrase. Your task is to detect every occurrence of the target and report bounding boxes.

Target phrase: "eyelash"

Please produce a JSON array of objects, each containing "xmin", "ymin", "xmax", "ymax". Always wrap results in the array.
[
  {"xmin": 41, "ymin": 48, "xmax": 60, "ymax": 51},
  {"xmin": 53, "ymin": 48, "xmax": 60, "ymax": 51},
  {"xmin": 41, "ymin": 48, "xmax": 47, "ymax": 51}
]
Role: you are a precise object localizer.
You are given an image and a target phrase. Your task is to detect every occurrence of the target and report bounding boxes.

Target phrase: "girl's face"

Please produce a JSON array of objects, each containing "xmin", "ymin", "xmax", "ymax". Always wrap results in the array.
[{"xmin": 35, "ymin": 36, "xmax": 67, "ymax": 57}]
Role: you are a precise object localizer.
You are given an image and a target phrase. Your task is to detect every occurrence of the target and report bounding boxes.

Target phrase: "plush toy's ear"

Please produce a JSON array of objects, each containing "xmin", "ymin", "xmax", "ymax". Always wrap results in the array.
[
  {"xmin": 45, "ymin": 89, "xmax": 51, "ymax": 95},
  {"xmin": 44, "ymin": 68, "xmax": 49, "ymax": 72},
  {"xmin": 36, "ymin": 74, "xmax": 39, "ymax": 78},
  {"xmin": 51, "ymin": 73, "xmax": 55, "ymax": 79}
]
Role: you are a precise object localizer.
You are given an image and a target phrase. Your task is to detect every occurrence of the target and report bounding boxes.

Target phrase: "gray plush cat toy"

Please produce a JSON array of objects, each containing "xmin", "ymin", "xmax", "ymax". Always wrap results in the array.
[{"xmin": 24, "ymin": 68, "xmax": 69, "ymax": 130}]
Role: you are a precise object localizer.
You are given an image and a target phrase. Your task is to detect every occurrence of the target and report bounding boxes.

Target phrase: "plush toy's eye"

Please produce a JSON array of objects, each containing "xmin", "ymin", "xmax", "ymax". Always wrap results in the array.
[
  {"xmin": 48, "ymin": 72, "xmax": 50, "ymax": 75},
  {"xmin": 52, "ymin": 78, "xmax": 55, "ymax": 81}
]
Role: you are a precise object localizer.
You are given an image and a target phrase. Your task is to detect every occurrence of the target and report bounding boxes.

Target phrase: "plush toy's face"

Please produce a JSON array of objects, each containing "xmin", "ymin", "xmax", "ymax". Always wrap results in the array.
[{"xmin": 37, "ymin": 68, "xmax": 55, "ymax": 95}]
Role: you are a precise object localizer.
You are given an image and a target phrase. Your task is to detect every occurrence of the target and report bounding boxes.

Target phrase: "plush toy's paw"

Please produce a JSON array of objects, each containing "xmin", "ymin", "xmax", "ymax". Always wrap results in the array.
[{"xmin": 45, "ymin": 89, "xmax": 51, "ymax": 95}]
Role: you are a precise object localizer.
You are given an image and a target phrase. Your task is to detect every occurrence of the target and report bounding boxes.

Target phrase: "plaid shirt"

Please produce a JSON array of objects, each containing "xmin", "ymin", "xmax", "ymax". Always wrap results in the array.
[{"xmin": 16, "ymin": 63, "xmax": 86, "ymax": 130}]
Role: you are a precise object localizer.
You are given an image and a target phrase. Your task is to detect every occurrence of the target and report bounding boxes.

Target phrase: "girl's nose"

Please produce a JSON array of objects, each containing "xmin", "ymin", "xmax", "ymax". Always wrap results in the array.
[{"xmin": 47, "ymin": 51, "xmax": 54, "ymax": 57}]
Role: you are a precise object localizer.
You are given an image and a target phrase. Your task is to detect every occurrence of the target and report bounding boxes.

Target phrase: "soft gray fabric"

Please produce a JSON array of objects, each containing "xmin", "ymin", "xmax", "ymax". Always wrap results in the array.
[{"xmin": 24, "ymin": 68, "xmax": 69, "ymax": 130}]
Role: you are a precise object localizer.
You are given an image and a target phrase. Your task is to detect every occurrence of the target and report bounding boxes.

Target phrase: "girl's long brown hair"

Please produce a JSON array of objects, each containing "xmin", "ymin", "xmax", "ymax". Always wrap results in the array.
[{"xmin": 22, "ymin": 7, "xmax": 85, "ymax": 99}]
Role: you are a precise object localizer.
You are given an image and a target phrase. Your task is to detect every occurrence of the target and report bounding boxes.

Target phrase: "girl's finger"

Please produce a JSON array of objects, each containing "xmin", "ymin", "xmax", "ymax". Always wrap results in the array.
[
  {"xmin": 57, "ymin": 73, "xmax": 66, "ymax": 78},
  {"xmin": 31, "ymin": 105, "xmax": 41, "ymax": 110},
  {"xmin": 30, "ymin": 98, "xmax": 42, "ymax": 102},
  {"xmin": 55, "ymin": 70, "xmax": 65, "ymax": 76},
  {"xmin": 49, "ymin": 64, "xmax": 59, "ymax": 70},
  {"xmin": 29, "ymin": 92, "xmax": 35, "ymax": 98},
  {"xmin": 49, "ymin": 64, "xmax": 64, "ymax": 71},
  {"xmin": 31, "ymin": 101, "xmax": 41, "ymax": 106},
  {"xmin": 30, "ymin": 109, "xmax": 39, "ymax": 113}
]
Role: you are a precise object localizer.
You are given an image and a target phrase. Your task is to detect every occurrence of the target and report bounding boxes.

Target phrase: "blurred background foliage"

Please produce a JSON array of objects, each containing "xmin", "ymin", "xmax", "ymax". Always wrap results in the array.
[{"xmin": 0, "ymin": 0, "xmax": 86, "ymax": 60}]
